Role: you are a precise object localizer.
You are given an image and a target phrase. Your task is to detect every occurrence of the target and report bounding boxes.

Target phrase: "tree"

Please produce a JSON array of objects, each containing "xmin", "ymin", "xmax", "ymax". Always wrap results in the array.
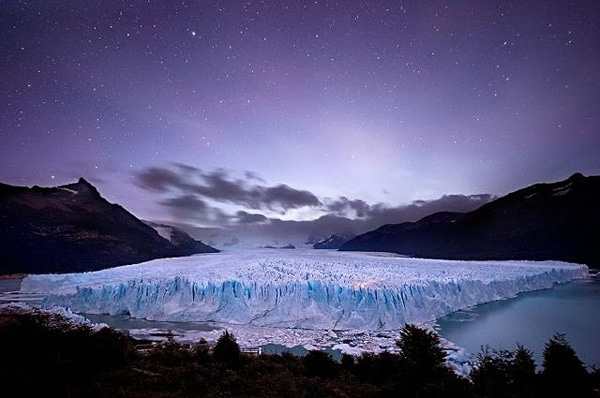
[
  {"xmin": 542, "ymin": 333, "xmax": 589, "ymax": 396},
  {"xmin": 396, "ymin": 324, "xmax": 447, "ymax": 376},
  {"xmin": 354, "ymin": 352, "xmax": 381, "ymax": 384},
  {"xmin": 340, "ymin": 353, "xmax": 355, "ymax": 371},
  {"xmin": 471, "ymin": 347, "xmax": 512, "ymax": 398},
  {"xmin": 213, "ymin": 330, "xmax": 241, "ymax": 367},
  {"xmin": 192, "ymin": 337, "xmax": 211, "ymax": 363},
  {"xmin": 303, "ymin": 350, "xmax": 338, "ymax": 378},
  {"xmin": 392, "ymin": 324, "xmax": 464, "ymax": 396},
  {"xmin": 510, "ymin": 345, "xmax": 536, "ymax": 396}
]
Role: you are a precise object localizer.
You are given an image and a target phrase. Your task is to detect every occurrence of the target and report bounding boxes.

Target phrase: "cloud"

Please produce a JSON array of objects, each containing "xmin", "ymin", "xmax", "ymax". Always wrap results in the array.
[
  {"xmin": 296, "ymin": 193, "xmax": 493, "ymax": 234},
  {"xmin": 135, "ymin": 165, "xmax": 321, "ymax": 212},
  {"xmin": 325, "ymin": 193, "xmax": 493, "ymax": 223},
  {"xmin": 173, "ymin": 162, "xmax": 200, "ymax": 173},
  {"xmin": 160, "ymin": 194, "xmax": 207, "ymax": 212},
  {"xmin": 359, "ymin": 193, "xmax": 495, "ymax": 227},
  {"xmin": 136, "ymin": 163, "xmax": 494, "ymax": 239},
  {"xmin": 325, "ymin": 196, "xmax": 371, "ymax": 217},
  {"xmin": 136, "ymin": 167, "xmax": 187, "ymax": 192},
  {"xmin": 160, "ymin": 194, "xmax": 228, "ymax": 223},
  {"xmin": 170, "ymin": 193, "xmax": 495, "ymax": 249},
  {"xmin": 244, "ymin": 170, "xmax": 265, "ymax": 183},
  {"xmin": 235, "ymin": 210, "xmax": 269, "ymax": 224},
  {"xmin": 257, "ymin": 184, "xmax": 321, "ymax": 212}
]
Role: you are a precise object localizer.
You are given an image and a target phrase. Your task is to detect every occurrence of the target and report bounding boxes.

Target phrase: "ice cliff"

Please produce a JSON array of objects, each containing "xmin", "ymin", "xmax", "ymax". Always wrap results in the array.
[{"xmin": 20, "ymin": 249, "xmax": 588, "ymax": 330}]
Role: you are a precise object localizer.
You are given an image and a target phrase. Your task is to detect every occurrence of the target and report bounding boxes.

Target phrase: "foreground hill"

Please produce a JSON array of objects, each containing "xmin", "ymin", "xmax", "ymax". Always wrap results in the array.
[
  {"xmin": 340, "ymin": 173, "xmax": 600, "ymax": 267},
  {"xmin": 0, "ymin": 178, "xmax": 218, "ymax": 274}
]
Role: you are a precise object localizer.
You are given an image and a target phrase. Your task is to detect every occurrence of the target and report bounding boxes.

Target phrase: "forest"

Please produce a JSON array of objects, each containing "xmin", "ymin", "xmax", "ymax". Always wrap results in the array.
[{"xmin": 1, "ymin": 308, "xmax": 599, "ymax": 397}]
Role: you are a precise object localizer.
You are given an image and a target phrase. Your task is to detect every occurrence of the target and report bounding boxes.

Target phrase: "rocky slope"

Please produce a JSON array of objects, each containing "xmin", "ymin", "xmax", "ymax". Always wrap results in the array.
[
  {"xmin": 0, "ymin": 178, "xmax": 218, "ymax": 274},
  {"xmin": 340, "ymin": 173, "xmax": 600, "ymax": 267},
  {"xmin": 144, "ymin": 221, "xmax": 219, "ymax": 256},
  {"xmin": 313, "ymin": 233, "xmax": 355, "ymax": 249}
]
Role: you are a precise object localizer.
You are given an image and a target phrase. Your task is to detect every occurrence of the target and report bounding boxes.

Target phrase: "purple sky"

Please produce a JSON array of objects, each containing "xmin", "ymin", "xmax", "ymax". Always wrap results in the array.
[{"xmin": 2, "ymin": 0, "xmax": 599, "ymax": 231}]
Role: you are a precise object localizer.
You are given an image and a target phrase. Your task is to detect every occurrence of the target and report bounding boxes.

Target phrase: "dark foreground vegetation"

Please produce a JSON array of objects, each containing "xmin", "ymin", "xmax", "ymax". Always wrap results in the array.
[{"xmin": 1, "ymin": 308, "xmax": 599, "ymax": 398}]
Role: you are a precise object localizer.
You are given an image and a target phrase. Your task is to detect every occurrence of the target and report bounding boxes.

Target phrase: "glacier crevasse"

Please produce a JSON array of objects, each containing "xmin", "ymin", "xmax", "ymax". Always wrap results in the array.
[{"xmin": 20, "ymin": 250, "xmax": 588, "ymax": 330}]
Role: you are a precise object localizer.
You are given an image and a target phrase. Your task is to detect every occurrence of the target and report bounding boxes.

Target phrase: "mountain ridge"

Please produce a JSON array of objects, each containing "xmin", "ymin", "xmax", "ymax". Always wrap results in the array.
[
  {"xmin": 340, "ymin": 173, "xmax": 600, "ymax": 267},
  {"xmin": 0, "ymin": 178, "xmax": 218, "ymax": 274},
  {"xmin": 313, "ymin": 233, "xmax": 355, "ymax": 249}
]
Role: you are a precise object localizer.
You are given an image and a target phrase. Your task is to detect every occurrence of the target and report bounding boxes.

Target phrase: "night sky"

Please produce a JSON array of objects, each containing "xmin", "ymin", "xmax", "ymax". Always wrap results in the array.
[{"xmin": 2, "ymin": 1, "xmax": 600, "ymax": 234}]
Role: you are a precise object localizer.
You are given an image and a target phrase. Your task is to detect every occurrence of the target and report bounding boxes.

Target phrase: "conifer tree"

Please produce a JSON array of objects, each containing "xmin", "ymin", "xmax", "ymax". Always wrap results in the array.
[
  {"xmin": 542, "ymin": 333, "xmax": 589, "ymax": 396},
  {"xmin": 213, "ymin": 330, "xmax": 241, "ymax": 367}
]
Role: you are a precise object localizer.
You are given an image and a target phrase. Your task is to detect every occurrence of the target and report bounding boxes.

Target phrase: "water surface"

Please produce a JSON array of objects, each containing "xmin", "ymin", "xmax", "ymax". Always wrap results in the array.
[{"xmin": 436, "ymin": 279, "xmax": 600, "ymax": 367}]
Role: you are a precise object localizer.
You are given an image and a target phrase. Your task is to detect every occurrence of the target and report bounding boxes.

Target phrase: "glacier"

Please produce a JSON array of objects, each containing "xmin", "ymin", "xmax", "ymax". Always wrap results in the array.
[{"xmin": 20, "ymin": 249, "xmax": 588, "ymax": 330}]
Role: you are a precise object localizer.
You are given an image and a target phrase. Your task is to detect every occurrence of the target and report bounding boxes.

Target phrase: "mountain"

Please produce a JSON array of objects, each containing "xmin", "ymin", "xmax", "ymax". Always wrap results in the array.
[
  {"xmin": 144, "ymin": 221, "xmax": 219, "ymax": 256},
  {"xmin": 313, "ymin": 233, "xmax": 355, "ymax": 249},
  {"xmin": 340, "ymin": 173, "xmax": 600, "ymax": 267},
  {"xmin": 0, "ymin": 178, "xmax": 218, "ymax": 274}
]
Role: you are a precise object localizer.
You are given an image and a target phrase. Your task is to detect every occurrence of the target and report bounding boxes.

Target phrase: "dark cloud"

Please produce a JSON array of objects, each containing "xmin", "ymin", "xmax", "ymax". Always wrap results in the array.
[
  {"xmin": 136, "ymin": 167, "xmax": 187, "ymax": 192},
  {"xmin": 173, "ymin": 162, "xmax": 200, "ymax": 173},
  {"xmin": 318, "ymin": 193, "xmax": 494, "ymax": 233},
  {"xmin": 172, "ymin": 193, "xmax": 495, "ymax": 248},
  {"xmin": 160, "ymin": 194, "xmax": 228, "ymax": 223},
  {"xmin": 361, "ymin": 194, "xmax": 495, "ymax": 227},
  {"xmin": 135, "ymin": 164, "xmax": 321, "ymax": 212},
  {"xmin": 258, "ymin": 184, "xmax": 321, "ymax": 212},
  {"xmin": 161, "ymin": 194, "xmax": 207, "ymax": 212},
  {"xmin": 324, "ymin": 193, "xmax": 493, "ymax": 225},
  {"xmin": 138, "ymin": 164, "xmax": 494, "ymax": 238},
  {"xmin": 326, "ymin": 196, "xmax": 371, "ymax": 218},
  {"xmin": 244, "ymin": 170, "xmax": 266, "ymax": 183},
  {"xmin": 236, "ymin": 210, "xmax": 269, "ymax": 224}
]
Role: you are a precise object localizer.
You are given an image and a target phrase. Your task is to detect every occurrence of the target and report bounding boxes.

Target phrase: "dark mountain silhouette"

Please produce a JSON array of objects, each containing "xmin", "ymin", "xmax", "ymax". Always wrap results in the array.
[
  {"xmin": 313, "ymin": 233, "xmax": 355, "ymax": 249},
  {"xmin": 340, "ymin": 173, "xmax": 600, "ymax": 267},
  {"xmin": 0, "ymin": 178, "xmax": 218, "ymax": 274}
]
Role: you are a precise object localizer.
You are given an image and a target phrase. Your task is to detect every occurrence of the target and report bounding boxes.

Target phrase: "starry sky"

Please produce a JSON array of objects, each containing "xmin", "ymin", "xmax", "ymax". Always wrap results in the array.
[{"xmin": 2, "ymin": 0, "xmax": 600, "ymax": 233}]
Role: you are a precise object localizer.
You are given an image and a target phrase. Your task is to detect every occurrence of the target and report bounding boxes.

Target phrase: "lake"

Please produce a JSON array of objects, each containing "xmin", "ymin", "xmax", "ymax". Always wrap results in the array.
[{"xmin": 436, "ymin": 278, "xmax": 600, "ymax": 367}]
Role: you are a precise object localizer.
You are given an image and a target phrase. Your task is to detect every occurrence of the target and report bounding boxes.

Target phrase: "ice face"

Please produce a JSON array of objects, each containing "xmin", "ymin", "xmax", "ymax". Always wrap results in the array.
[{"xmin": 20, "ymin": 249, "xmax": 588, "ymax": 330}]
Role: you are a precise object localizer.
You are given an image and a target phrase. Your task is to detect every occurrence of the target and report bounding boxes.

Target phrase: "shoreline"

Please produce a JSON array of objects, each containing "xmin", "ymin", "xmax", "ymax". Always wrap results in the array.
[{"xmin": 0, "ymin": 273, "xmax": 26, "ymax": 281}]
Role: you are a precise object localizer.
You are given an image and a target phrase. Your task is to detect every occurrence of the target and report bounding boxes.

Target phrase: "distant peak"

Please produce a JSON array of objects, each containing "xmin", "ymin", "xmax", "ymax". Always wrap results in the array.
[
  {"xmin": 568, "ymin": 172, "xmax": 585, "ymax": 181},
  {"xmin": 77, "ymin": 177, "xmax": 93, "ymax": 186},
  {"xmin": 61, "ymin": 177, "xmax": 100, "ymax": 196}
]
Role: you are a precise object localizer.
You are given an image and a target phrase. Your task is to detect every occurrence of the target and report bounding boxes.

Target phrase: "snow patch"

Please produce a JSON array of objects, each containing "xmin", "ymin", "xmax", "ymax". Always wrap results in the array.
[
  {"xmin": 58, "ymin": 187, "xmax": 78, "ymax": 194},
  {"xmin": 153, "ymin": 226, "xmax": 174, "ymax": 241},
  {"xmin": 552, "ymin": 181, "xmax": 573, "ymax": 196}
]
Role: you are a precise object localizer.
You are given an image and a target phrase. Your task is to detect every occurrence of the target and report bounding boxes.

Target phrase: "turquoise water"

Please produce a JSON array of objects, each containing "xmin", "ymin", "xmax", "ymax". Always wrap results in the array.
[{"xmin": 436, "ymin": 278, "xmax": 600, "ymax": 367}]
